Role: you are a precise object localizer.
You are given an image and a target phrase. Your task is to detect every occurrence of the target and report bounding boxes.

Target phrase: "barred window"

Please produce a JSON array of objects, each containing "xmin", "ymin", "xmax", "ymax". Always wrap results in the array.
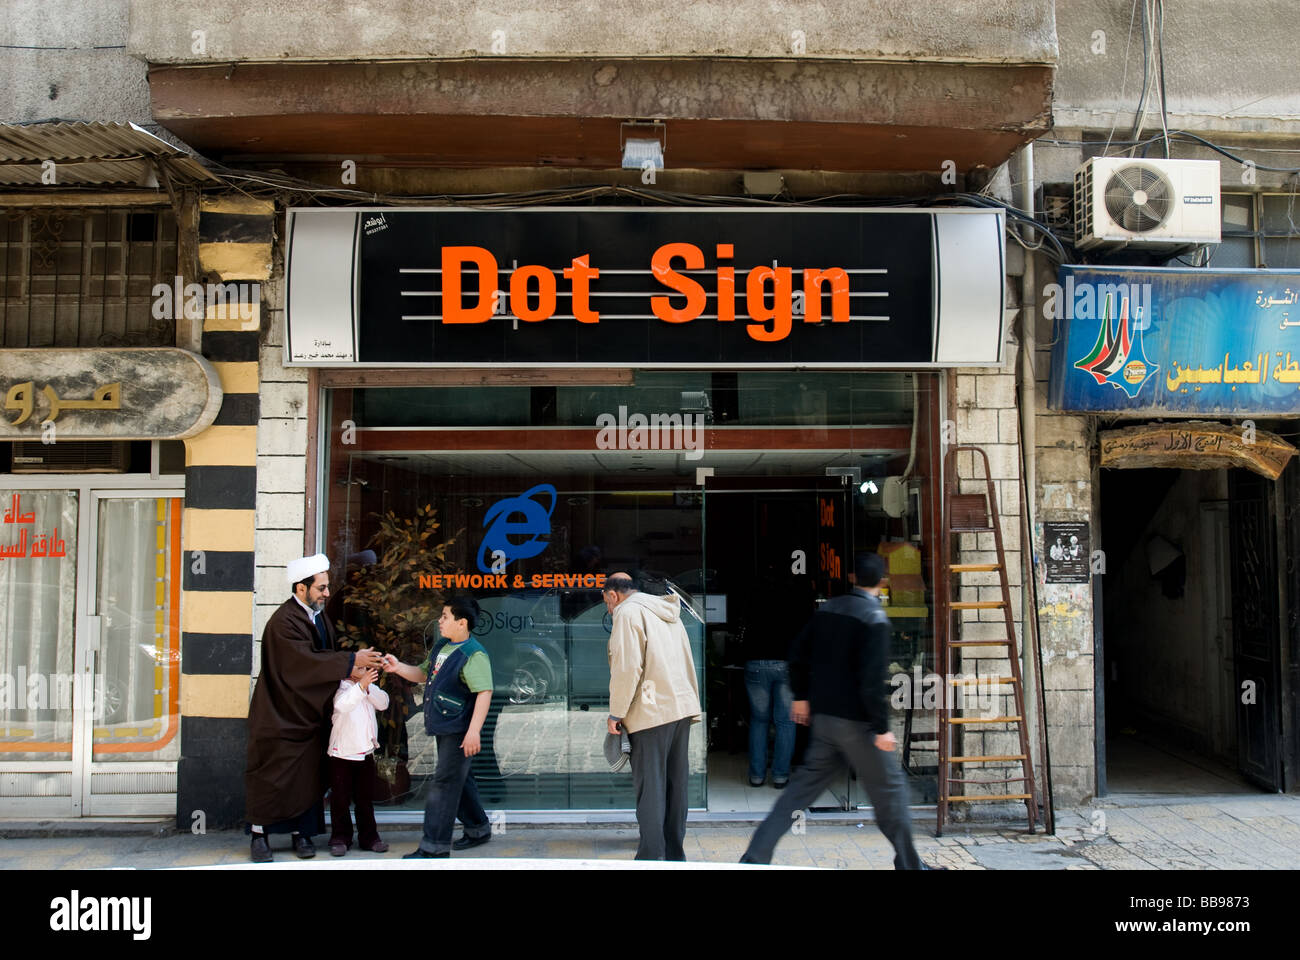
[{"xmin": 1, "ymin": 206, "xmax": 179, "ymax": 348}]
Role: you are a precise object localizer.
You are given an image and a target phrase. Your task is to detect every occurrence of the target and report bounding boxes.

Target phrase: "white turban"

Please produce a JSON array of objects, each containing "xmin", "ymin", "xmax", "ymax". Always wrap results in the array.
[{"xmin": 286, "ymin": 553, "xmax": 330, "ymax": 586}]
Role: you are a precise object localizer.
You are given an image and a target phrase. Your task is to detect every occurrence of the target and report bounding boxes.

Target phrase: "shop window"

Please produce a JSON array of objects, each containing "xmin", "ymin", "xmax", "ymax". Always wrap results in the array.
[{"xmin": 320, "ymin": 371, "xmax": 940, "ymax": 811}]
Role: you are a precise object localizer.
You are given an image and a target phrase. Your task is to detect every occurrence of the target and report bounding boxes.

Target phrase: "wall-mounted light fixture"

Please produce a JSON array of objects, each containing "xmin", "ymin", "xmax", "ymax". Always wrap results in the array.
[{"xmin": 621, "ymin": 121, "xmax": 666, "ymax": 170}]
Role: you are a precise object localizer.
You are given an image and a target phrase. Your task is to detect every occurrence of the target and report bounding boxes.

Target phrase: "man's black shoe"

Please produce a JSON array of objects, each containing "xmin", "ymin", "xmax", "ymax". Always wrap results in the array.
[
  {"xmin": 293, "ymin": 834, "xmax": 316, "ymax": 859},
  {"xmin": 250, "ymin": 835, "xmax": 272, "ymax": 863},
  {"xmin": 452, "ymin": 833, "xmax": 491, "ymax": 851},
  {"xmin": 402, "ymin": 849, "xmax": 449, "ymax": 859}
]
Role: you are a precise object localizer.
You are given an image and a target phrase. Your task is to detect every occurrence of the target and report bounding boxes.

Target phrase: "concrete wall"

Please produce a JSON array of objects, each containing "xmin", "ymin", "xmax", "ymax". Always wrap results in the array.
[
  {"xmin": 1055, "ymin": 0, "xmax": 1300, "ymax": 134},
  {"xmin": 1040, "ymin": 1, "xmax": 1300, "ymax": 195},
  {"xmin": 127, "ymin": 0, "xmax": 1056, "ymax": 65},
  {"xmin": 1, "ymin": 0, "xmax": 151, "ymax": 124}
]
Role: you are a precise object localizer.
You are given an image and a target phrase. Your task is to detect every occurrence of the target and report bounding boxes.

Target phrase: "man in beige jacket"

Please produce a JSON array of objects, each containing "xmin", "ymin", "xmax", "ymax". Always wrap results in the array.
[{"xmin": 605, "ymin": 573, "xmax": 702, "ymax": 860}]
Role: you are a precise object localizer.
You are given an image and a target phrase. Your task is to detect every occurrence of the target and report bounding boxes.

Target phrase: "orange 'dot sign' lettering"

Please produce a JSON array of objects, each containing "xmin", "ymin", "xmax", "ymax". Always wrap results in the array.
[{"xmin": 440, "ymin": 244, "xmax": 851, "ymax": 343}]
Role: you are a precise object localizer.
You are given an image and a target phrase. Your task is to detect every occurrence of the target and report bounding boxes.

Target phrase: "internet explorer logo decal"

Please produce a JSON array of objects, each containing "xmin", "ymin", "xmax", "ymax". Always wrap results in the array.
[{"xmin": 476, "ymin": 483, "xmax": 557, "ymax": 573}]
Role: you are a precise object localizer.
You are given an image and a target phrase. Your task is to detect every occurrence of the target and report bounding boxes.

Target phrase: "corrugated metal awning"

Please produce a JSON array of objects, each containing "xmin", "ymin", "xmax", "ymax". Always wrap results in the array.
[{"xmin": 0, "ymin": 121, "xmax": 217, "ymax": 187}]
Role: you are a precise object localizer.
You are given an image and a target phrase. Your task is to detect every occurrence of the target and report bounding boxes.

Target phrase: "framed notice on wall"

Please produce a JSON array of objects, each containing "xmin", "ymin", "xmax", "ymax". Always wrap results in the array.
[{"xmin": 1043, "ymin": 521, "xmax": 1091, "ymax": 583}]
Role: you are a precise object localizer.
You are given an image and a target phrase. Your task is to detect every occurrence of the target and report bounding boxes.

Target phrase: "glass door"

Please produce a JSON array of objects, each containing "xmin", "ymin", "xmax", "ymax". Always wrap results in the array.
[
  {"xmin": 80, "ymin": 491, "xmax": 182, "ymax": 814},
  {"xmin": 0, "ymin": 488, "xmax": 80, "ymax": 815}
]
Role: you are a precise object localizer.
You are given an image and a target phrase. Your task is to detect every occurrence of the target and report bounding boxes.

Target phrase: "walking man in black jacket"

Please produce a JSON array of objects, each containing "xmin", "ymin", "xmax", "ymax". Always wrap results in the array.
[{"xmin": 740, "ymin": 552, "xmax": 924, "ymax": 868}]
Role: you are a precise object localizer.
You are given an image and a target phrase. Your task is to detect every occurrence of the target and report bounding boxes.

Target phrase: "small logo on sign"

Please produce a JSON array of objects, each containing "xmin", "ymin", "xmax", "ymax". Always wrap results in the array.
[
  {"xmin": 1123, "ymin": 360, "xmax": 1147, "ymax": 384},
  {"xmin": 363, "ymin": 213, "xmax": 389, "ymax": 236}
]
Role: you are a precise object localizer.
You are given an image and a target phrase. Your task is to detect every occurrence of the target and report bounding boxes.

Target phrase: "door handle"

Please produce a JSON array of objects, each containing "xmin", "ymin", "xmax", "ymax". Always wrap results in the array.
[{"xmin": 83, "ymin": 615, "xmax": 102, "ymax": 675}]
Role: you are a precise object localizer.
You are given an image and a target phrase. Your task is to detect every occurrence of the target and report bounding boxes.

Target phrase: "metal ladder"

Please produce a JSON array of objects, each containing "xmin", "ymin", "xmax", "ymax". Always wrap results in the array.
[{"xmin": 936, "ymin": 444, "xmax": 1038, "ymax": 835}]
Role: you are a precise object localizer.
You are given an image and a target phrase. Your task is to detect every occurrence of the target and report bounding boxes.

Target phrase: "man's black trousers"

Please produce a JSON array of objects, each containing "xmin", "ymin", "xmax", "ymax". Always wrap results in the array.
[
  {"xmin": 628, "ymin": 717, "xmax": 693, "ymax": 860},
  {"xmin": 742, "ymin": 714, "xmax": 922, "ymax": 868}
]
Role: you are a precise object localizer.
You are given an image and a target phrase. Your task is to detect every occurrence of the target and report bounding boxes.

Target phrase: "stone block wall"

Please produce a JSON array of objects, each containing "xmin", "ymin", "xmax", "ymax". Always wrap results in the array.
[
  {"xmin": 950, "ymin": 341, "xmax": 1033, "ymax": 808},
  {"xmin": 253, "ymin": 264, "xmax": 311, "ymax": 677}
]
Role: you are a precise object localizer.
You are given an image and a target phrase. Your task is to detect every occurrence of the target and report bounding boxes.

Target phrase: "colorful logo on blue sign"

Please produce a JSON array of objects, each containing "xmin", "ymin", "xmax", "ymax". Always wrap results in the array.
[
  {"xmin": 1072, "ymin": 294, "xmax": 1158, "ymax": 399},
  {"xmin": 476, "ymin": 483, "xmax": 557, "ymax": 573}
]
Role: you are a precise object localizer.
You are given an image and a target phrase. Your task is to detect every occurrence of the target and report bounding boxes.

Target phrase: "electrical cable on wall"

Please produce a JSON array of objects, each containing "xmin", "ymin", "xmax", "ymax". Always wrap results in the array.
[{"xmin": 195, "ymin": 160, "xmax": 1080, "ymax": 265}]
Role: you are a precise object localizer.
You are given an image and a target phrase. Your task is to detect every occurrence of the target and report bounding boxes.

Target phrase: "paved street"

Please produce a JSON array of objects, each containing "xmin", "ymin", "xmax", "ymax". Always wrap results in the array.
[{"xmin": 3, "ymin": 791, "xmax": 1298, "ymax": 870}]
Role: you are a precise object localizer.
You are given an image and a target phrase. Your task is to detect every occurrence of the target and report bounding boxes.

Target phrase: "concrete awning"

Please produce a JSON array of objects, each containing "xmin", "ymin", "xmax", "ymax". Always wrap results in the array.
[
  {"xmin": 0, "ymin": 121, "xmax": 218, "ymax": 187},
  {"xmin": 145, "ymin": 59, "xmax": 1052, "ymax": 175},
  {"xmin": 127, "ymin": 0, "xmax": 1055, "ymax": 175}
]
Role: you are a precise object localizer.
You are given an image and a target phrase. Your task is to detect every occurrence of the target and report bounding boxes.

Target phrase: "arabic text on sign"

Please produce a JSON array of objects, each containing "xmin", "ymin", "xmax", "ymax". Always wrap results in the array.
[
  {"xmin": 3, "ymin": 493, "xmax": 35, "ymax": 524},
  {"xmin": 0, "ymin": 526, "xmax": 67, "ymax": 559},
  {"xmin": 1165, "ymin": 352, "xmax": 1300, "ymax": 392},
  {"xmin": 3, "ymin": 381, "xmax": 121, "ymax": 426}
]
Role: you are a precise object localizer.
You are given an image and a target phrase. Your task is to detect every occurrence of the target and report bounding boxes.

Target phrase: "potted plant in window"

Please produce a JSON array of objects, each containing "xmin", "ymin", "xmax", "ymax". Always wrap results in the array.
[{"xmin": 335, "ymin": 504, "xmax": 460, "ymax": 803}]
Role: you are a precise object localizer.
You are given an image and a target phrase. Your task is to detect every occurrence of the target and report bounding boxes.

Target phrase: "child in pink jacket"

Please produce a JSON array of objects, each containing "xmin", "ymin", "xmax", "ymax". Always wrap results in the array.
[{"xmin": 326, "ymin": 665, "xmax": 390, "ymax": 856}]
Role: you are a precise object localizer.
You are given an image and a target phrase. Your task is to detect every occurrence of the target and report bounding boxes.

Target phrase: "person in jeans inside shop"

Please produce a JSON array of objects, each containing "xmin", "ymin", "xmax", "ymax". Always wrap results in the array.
[
  {"xmin": 739, "ymin": 566, "xmax": 814, "ymax": 788},
  {"xmin": 382, "ymin": 594, "xmax": 494, "ymax": 858}
]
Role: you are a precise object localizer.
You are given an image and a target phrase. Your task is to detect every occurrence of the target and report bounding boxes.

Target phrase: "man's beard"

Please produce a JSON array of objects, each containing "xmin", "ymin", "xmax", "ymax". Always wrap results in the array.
[{"xmin": 310, "ymin": 597, "xmax": 326, "ymax": 613}]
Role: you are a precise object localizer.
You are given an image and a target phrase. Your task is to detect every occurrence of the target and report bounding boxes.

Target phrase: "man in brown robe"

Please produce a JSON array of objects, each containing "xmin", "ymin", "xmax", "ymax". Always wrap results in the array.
[{"xmin": 245, "ymin": 553, "xmax": 383, "ymax": 862}]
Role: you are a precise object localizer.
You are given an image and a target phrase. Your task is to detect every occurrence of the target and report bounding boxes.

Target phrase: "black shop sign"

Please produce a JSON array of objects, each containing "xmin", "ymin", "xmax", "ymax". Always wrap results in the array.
[{"xmin": 285, "ymin": 206, "xmax": 1005, "ymax": 368}]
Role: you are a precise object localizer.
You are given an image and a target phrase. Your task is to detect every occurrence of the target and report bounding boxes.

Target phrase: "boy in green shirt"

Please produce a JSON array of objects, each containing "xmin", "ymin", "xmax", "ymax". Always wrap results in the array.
[{"xmin": 382, "ymin": 594, "xmax": 494, "ymax": 857}]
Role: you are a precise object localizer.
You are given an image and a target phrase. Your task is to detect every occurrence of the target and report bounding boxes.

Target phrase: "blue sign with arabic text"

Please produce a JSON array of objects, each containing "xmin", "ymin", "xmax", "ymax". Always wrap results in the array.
[{"xmin": 1048, "ymin": 266, "xmax": 1300, "ymax": 415}]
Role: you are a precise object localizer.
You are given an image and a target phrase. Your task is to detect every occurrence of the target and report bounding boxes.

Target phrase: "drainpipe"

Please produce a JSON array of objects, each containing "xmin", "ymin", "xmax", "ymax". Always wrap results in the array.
[
  {"xmin": 1018, "ymin": 143, "xmax": 1037, "ymax": 576},
  {"xmin": 1018, "ymin": 142, "xmax": 1054, "ymax": 831}
]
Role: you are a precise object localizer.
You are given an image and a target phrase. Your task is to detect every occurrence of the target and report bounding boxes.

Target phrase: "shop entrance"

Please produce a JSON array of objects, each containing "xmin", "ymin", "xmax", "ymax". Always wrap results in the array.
[
  {"xmin": 1099, "ymin": 466, "xmax": 1284, "ymax": 795},
  {"xmin": 701, "ymin": 478, "xmax": 852, "ymax": 810},
  {"xmin": 0, "ymin": 478, "xmax": 184, "ymax": 816}
]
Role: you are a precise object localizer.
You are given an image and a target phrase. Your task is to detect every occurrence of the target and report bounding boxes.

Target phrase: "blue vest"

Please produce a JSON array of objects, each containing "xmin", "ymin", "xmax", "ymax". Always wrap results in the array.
[{"xmin": 423, "ymin": 638, "xmax": 488, "ymax": 736}]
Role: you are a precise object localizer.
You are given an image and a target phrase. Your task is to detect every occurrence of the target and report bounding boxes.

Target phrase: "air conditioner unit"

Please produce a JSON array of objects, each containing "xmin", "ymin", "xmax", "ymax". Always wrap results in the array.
[
  {"xmin": 1074, "ymin": 157, "xmax": 1221, "ymax": 250},
  {"xmin": 11, "ymin": 441, "xmax": 130, "ymax": 473}
]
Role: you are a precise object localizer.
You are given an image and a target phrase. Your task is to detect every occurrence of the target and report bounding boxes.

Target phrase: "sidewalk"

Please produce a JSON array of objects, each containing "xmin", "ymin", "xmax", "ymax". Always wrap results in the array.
[{"xmin": 3, "ymin": 792, "xmax": 1298, "ymax": 869}]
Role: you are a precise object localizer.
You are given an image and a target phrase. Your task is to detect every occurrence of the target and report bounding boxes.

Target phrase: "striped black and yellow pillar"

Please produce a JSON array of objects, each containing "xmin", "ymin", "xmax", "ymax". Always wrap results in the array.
[{"xmin": 176, "ymin": 196, "xmax": 272, "ymax": 830}]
